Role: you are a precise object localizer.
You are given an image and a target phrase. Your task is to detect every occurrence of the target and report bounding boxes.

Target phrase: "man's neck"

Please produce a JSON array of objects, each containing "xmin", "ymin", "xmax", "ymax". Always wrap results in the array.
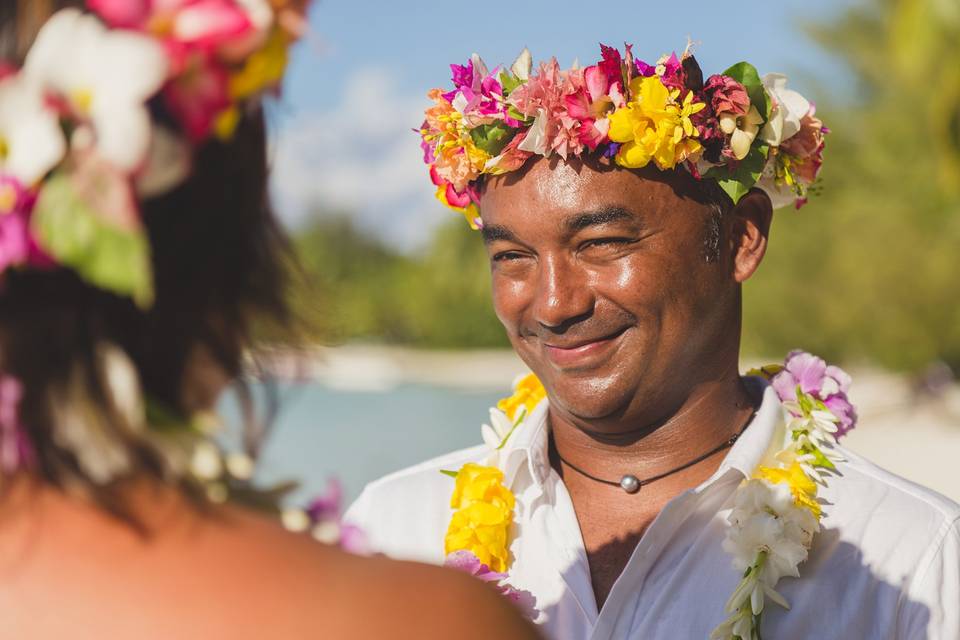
[
  {"xmin": 548, "ymin": 370, "xmax": 758, "ymax": 481},
  {"xmin": 547, "ymin": 368, "xmax": 759, "ymax": 610}
]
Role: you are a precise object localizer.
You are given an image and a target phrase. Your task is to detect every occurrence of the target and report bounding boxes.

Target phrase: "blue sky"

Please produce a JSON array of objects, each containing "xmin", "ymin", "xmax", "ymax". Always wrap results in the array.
[{"xmin": 270, "ymin": 0, "xmax": 856, "ymax": 250}]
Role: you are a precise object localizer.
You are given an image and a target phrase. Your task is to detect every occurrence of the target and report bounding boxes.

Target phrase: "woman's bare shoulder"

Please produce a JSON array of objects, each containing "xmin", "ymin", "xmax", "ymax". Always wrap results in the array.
[{"xmin": 0, "ymin": 484, "xmax": 539, "ymax": 639}]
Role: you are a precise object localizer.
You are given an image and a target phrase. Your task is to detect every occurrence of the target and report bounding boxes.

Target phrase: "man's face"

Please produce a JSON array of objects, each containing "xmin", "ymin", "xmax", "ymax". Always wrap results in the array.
[{"xmin": 480, "ymin": 158, "xmax": 746, "ymax": 426}]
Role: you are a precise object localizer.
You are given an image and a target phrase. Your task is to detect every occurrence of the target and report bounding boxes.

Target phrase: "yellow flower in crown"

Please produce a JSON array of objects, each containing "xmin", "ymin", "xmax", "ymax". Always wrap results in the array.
[
  {"xmin": 444, "ymin": 463, "xmax": 516, "ymax": 572},
  {"xmin": 757, "ymin": 462, "xmax": 821, "ymax": 518},
  {"xmin": 608, "ymin": 75, "xmax": 706, "ymax": 171},
  {"xmin": 496, "ymin": 373, "xmax": 546, "ymax": 421}
]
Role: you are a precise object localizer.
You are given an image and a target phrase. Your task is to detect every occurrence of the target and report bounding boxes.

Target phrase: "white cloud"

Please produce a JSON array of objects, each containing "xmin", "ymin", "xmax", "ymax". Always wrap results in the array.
[{"xmin": 269, "ymin": 67, "xmax": 451, "ymax": 252}]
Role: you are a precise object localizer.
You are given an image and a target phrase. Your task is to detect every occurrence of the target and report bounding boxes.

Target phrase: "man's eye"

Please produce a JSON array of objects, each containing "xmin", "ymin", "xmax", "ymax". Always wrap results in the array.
[
  {"xmin": 492, "ymin": 251, "xmax": 526, "ymax": 262},
  {"xmin": 582, "ymin": 237, "xmax": 632, "ymax": 250}
]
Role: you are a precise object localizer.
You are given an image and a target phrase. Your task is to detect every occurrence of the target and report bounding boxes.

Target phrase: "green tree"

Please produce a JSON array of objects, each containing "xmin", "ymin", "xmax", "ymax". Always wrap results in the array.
[{"xmin": 743, "ymin": 0, "xmax": 960, "ymax": 371}]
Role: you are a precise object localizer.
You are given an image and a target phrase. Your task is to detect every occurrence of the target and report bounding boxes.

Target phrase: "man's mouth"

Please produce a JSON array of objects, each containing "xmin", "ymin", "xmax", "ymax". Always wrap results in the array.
[{"xmin": 542, "ymin": 327, "xmax": 628, "ymax": 368}]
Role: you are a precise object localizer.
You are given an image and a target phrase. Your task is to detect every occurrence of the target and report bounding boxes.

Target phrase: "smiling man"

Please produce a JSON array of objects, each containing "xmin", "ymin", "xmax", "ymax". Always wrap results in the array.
[{"xmin": 345, "ymin": 45, "xmax": 959, "ymax": 639}]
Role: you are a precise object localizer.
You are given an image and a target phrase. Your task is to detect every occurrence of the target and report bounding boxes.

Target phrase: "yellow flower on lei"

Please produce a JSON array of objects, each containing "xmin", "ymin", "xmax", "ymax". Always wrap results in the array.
[
  {"xmin": 757, "ymin": 461, "xmax": 821, "ymax": 518},
  {"xmin": 444, "ymin": 463, "xmax": 516, "ymax": 572},
  {"xmin": 608, "ymin": 75, "xmax": 706, "ymax": 171},
  {"xmin": 496, "ymin": 372, "xmax": 546, "ymax": 421}
]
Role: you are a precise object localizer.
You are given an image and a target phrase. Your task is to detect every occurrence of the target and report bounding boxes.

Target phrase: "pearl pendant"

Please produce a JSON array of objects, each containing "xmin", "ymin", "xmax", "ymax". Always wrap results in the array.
[{"xmin": 619, "ymin": 474, "xmax": 641, "ymax": 494}]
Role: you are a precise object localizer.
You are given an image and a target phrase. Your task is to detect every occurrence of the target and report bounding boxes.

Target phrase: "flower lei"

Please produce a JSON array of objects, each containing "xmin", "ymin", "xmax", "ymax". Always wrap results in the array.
[
  {"xmin": 419, "ymin": 43, "xmax": 827, "ymax": 228},
  {"xmin": 441, "ymin": 351, "xmax": 858, "ymax": 637},
  {"xmin": 0, "ymin": 0, "xmax": 309, "ymax": 306}
]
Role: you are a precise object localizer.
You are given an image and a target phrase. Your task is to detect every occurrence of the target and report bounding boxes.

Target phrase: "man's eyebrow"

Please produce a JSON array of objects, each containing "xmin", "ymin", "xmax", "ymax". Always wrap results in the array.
[
  {"xmin": 481, "ymin": 224, "xmax": 518, "ymax": 244},
  {"xmin": 565, "ymin": 206, "xmax": 641, "ymax": 232}
]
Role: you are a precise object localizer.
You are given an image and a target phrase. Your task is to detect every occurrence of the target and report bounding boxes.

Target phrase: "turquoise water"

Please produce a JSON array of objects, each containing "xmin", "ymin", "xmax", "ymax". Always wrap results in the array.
[{"xmin": 220, "ymin": 382, "xmax": 506, "ymax": 506}]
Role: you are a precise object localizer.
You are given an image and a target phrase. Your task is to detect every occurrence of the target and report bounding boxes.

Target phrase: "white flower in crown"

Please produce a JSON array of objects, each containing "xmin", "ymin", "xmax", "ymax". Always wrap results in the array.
[
  {"xmin": 23, "ymin": 9, "xmax": 169, "ymax": 173},
  {"xmin": 759, "ymin": 73, "xmax": 810, "ymax": 148},
  {"xmin": 0, "ymin": 75, "xmax": 66, "ymax": 185}
]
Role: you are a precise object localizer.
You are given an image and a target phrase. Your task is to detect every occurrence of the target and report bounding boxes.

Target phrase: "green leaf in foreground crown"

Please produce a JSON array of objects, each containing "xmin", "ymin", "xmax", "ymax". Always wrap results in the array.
[
  {"xmin": 32, "ymin": 170, "xmax": 154, "ymax": 308},
  {"xmin": 721, "ymin": 61, "xmax": 771, "ymax": 119}
]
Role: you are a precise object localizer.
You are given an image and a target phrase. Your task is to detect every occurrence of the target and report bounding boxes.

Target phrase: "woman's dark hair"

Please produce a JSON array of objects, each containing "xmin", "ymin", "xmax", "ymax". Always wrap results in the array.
[{"xmin": 0, "ymin": 0, "xmax": 297, "ymax": 520}]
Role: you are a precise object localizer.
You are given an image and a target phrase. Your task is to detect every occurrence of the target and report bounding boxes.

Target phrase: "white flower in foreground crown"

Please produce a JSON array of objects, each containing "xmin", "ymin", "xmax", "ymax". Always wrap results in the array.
[
  {"xmin": 0, "ymin": 75, "xmax": 66, "ymax": 185},
  {"xmin": 759, "ymin": 73, "xmax": 810, "ymax": 147},
  {"xmin": 24, "ymin": 9, "xmax": 169, "ymax": 172}
]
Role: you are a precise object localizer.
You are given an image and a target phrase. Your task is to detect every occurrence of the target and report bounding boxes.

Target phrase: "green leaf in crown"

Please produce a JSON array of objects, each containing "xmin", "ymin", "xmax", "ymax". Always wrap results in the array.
[{"xmin": 32, "ymin": 167, "xmax": 153, "ymax": 308}]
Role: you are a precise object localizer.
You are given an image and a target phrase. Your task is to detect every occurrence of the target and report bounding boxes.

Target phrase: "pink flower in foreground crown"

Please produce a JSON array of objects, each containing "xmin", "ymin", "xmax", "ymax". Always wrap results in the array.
[
  {"xmin": 0, "ymin": 177, "xmax": 53, "ymax": 273},
  {"xmin": 444, "ymin": 550, "xmax": 538, "ymax": 619},
  {"xmin": 772, "ymin": 350, "xmax": 858, "ymax": 437},
  {"xmin": 88, "ymin": 0, "xmax": 256, "ymax": 56}
]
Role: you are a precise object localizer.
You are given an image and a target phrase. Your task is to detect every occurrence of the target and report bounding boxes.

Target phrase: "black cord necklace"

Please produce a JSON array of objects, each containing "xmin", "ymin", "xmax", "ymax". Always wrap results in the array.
[{"xmin": 553, "ymin": 411, "xmax": 756, "ymax": 494}]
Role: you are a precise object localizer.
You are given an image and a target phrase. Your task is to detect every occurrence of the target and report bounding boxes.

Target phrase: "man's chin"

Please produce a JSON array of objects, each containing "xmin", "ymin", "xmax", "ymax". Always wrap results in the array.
[{"xmin": 543, "ymin": 374, "xmax": 635, "ymax": 421}]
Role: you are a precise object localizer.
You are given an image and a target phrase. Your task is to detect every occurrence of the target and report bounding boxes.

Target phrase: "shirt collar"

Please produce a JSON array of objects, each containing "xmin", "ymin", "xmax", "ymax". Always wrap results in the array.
[{"xmin": 498, "ymin": 376, "xmax": 785, "ymax": 490}]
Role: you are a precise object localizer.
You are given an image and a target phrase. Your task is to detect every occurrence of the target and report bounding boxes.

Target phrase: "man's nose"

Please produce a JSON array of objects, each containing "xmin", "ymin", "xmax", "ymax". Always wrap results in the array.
[{"xmin": 531, "ymin": 254, "xmax": 594, "ymax": 332}]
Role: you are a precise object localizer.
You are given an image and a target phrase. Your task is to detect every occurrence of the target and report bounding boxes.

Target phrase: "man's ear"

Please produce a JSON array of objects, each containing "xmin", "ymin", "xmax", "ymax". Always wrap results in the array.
[{"xmin": 730, "ymin": 188, "xmax": 773, "ymax": 283}]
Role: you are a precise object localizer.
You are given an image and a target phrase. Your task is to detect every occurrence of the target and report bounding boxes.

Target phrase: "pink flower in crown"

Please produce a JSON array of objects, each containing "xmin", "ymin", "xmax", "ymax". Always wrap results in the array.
[
  {"xmin": 508, "ymin": 58, "xmax": 581, "ymax": 160},
  {"xmin": 444, "ymin": 550, "xmax": 538, "ymax": 619},
  {"xmin": 430, "ymin": 166, "xmax": 475, "ymax": 209},
  {"xmin": 87, "ymin": 0, "xmax": 258, "ymax": 64},
  {"xmin": 772, "ymin": 350, "xmax": 858, "ymax": 437},
  {"xmin": 0, "ymin": 177, "xmax": 54, "ymax": 273},
  {"xmin": 0, "ymin": 374, "xmax": 34, "ymax": 474},
  {"xmin": 163, "ymin": 50, "xmax": 233, "ymax": 141},
  {"xmin": 564, "ymin": 44, "xmax": 625, "ymax": 150},
  {"xmin": 444, "ymin": 54, "xmax": 510, "ymax": 127},
  {"xmin": 87, "ymin": 0, "xmax": 271, "ymax": 141},
  {"xmin": 653, "ymin": 52, "xmax": 684, "ymax": 89},
  {"xmin": 780, "ymin": 105, "xmax": 825, "ymax": 160},
  {"xmin": 704, "ymin": 74, "xmax": 749, "ymax": 120}
]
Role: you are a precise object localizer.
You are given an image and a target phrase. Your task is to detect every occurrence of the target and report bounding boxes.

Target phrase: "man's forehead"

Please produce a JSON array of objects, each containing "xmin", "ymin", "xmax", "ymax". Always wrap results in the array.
[{"xmin": 479, "ymin": 159, "xmax": 692, "ymax": 229}]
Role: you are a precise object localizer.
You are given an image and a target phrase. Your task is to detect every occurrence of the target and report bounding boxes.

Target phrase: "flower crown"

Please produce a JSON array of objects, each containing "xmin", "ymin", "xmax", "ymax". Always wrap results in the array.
[
  {"xmin": 0, "ymin": 0, "xmax": 309, "ymax": 306},
  {"xmin": 419, "ymin": 43, "xmax": 827, "ymax": 228}
]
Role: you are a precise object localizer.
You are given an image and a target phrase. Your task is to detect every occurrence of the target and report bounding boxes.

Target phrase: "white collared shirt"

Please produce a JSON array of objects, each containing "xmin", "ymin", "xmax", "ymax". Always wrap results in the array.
[{"xmin": 345, "ymin": 381, "xmax": 960, "ymax": 639}]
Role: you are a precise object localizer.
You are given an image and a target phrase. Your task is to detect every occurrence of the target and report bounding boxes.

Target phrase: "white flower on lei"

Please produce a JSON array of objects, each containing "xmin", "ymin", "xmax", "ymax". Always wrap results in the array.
[
  {"xmin": 0, "ymin": 75, "xmax": 66, "ymax": 185},
  {"xmin": 481, "ymin": 407, "xmax": 523, "ymax": 466},
  {"xmin": 716, "ymin": 477, "xmax": 819, "ymax": 634},
  {"xmin": 23, "ymin": 9, "xmax": 169, "ymax": 172}
]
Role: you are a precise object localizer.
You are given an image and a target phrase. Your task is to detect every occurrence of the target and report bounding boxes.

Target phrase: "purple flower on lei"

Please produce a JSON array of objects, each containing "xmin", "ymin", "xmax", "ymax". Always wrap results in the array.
[
  {"xmin": 444, "ymin": 550, "xmax": 538, "ymax": 619},
  {"xmin": 0, "ymin": 374, "xmax": 33, "ymax": 473},
  {"xmin": 771, "ymin": 350, "xmax": 858, "ymax": 438},
  {"xmin": 306, "ymin": 478, "xmax": 369, "ymax": 554}
]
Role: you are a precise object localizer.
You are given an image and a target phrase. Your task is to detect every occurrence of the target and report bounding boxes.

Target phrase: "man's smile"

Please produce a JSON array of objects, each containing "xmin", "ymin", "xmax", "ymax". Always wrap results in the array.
[{"xmin": 542, "ymin": 326, "xmax": 629, "ymax": 368}]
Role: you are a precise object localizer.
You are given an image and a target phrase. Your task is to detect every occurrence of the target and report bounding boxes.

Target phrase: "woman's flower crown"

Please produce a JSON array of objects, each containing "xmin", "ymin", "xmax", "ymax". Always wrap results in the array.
[
  {"xmin": 0, "ymin": 0, "xmax": 309, "ymax": 306},
  {"xmin": 419, "ymin": 43, "xmax": 827, "ymax": 228}
]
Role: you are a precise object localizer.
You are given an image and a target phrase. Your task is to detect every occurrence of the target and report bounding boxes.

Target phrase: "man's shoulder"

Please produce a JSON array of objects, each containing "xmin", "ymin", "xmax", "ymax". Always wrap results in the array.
[
  {"xmin": 344, "ymin": 444, "xmax": 489, "ymax": 563},
  {"xmin": 823, "ymin": 444, "xmax": 960, "ymax": 574},
  {"xmin": 833, "ymin": 444, "xmax": 960, "ymax": 524}
]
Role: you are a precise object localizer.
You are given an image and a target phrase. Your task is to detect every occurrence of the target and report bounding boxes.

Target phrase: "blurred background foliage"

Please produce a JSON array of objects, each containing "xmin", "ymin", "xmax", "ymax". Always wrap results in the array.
[{"xmin": 287, "ymin": 0, "xmax": 960, "ymax": 372}]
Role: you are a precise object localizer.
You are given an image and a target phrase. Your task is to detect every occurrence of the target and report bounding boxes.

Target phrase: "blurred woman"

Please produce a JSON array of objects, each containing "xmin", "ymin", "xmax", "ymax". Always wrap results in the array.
[{"xmin": 0, "ymin": 2, "xmax": 539, "ymax": 638}]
